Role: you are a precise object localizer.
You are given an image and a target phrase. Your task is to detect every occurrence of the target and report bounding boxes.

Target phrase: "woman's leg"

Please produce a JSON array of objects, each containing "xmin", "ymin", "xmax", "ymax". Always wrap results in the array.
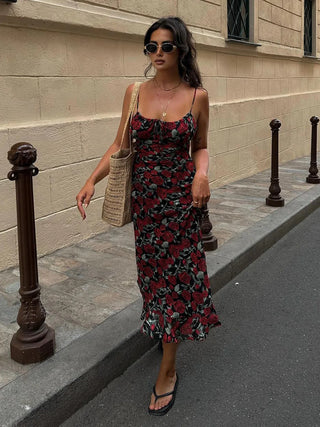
[{"xmin": 149, "ymin": 341, "xmax": 179, "ymax": 411}]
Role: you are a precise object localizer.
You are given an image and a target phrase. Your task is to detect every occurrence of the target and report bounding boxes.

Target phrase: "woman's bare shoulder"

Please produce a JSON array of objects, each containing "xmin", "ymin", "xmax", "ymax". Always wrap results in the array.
[
  {"xmin": 125, "ymin": 81, "xmax": 148, "ymax": 96},
  {"xmin": 193, "ymin": 87, "xmax": 209, "ymax": 110},
  {"xmin": 125, "ymin": 82, "xmax": 137, "ymax": 96},
  {"xmin": 196, "ymin": 87, "xmax": 209, "ymax": 99}
]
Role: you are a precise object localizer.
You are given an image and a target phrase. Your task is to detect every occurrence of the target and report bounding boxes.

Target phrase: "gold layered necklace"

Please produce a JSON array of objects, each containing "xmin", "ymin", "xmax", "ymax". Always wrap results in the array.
[{"xmin": 153, "ymin": 78, "xmax": 182, "ymax": 120}]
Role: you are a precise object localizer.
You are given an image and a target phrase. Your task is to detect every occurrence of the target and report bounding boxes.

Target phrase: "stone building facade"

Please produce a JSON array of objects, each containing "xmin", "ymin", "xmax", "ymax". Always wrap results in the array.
[{"xmin": 0, "ymin": 0, "xmax": 319, "ymax": 270}]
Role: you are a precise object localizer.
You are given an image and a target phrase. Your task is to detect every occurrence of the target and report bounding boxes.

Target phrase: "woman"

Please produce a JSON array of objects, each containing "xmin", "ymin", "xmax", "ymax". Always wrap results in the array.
[{"xmin": 76, "ymin": 16, "xmax": 220, "ymax": 416}]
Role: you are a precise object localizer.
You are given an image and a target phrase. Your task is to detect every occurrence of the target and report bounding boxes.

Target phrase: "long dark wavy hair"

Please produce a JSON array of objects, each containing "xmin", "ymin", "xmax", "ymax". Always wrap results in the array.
[{"xmin": 143, "ymin": 17, "xmax": 202, "ymax": 88}]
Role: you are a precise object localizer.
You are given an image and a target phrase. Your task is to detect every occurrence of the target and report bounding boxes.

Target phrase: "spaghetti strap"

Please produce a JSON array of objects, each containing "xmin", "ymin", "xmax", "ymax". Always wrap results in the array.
[{"xmin": 190, "ymin": 88, "xmax": 197, "ymax": 113}]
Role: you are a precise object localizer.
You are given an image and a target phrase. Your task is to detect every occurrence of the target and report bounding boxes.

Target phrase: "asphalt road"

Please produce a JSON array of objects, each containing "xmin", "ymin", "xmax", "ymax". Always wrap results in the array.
[{"xmin": 63, "ymin": 207, "xmax": 320, "ymax": 427}]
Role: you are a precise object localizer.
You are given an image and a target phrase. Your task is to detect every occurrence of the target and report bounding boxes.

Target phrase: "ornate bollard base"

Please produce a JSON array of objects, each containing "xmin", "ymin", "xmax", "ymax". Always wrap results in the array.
[
  {"xmin": 200, "ymin": 203, "xmax": 218, "ymax": 252},
  {"xmin": 266, "ymin": 196, "xmax": 285, "ymax": 207},
  {"xmin": 11, "ymin": 325, "xmax": 55, "ymax": 364},
  {"xmin": 306, "ymin": 175, "xmax": 320, "ymax": 184},
  {"xmin": 202, "ymin": 233, "xmax": 218, "ymax": 251}
]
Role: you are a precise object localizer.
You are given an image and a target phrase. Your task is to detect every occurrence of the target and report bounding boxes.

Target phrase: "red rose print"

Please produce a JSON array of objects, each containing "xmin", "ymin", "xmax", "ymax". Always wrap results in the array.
[
  {"xmin": 169, "ymin": 221, "xmax": 179, "ymax": 231},
  {"xmin": 158, "ymin": 277, "xmax": 166, "ymax": 288},
  {"xmin": 145, "ymin": 198, "xmax": 157, "ymax": 210},
  {"xmin": 144, "ymin": 171, "xmax": 152, "ymax": 179},
  {"xmin": 180, "ymin": 323, "xmax": 192, "ymax": 335},
  {"xmin": 209, "ymin": 314, "xmax": 219, "ymax": 324},
  {"xmin": 151, "ymin": 176, "xmax": 164, "ymax": 185},
  {"xmin": 144, "ymin": 267, "xmax": 153, "ymax": 277},
  {"xmin": 159, "ymin": 315, "xmax": 164, "ymax": 328},
  {"xmin": 191, "ymin": 232, "xmax": 199, "ymax": 242},
  {"xmin": 191, "ymin": 252, "xmax": 198, "ymax": 263},
  {"xmin": 149, "ymin": 258, "xmax": 157, "ymax": 267},
  {"xmin": 169, "ymin": 245, "xmax": 180, "ymax": 258},
  {"xmin": 198, "ymin": 258, "xmax": 207, "ymax": 271},
  {"xmin": 186, "ymin": 162, "xmax": 193, "ymax": 171},
  {"xmin": 163, "ymin": 231, "xmax": 174, "ymax": 242},
  {"xmin": 131, "ymin": 110, "xmax": 219, "ymax": 342},
  {"xmin": 182, "ymin": 290, "xmax": 191, "ymax": 301},
  {"xmin": 150, "ymin": 281, "xmax": 158, "ymax": 293},
  {"xmin": 176, "ymin": 172, "xmax": 185, "ymax": 181},
  {"xmin": 177, "ymin": 121, "xmax": 188, "ymax": 134},
  {"xmin": 143, "ymin": 244, "xmax": 155, "ymax": 254},
  {"xmin": 155, "ymin": 228, "xmax": 162, "ymax": 237},
  {"xmin": 181, "ymin": 238, "xmax": 191, "ymax": 249},
  {"xmin": 174, "ymin": 300, "xmax": 186, "ymax": 314},
  {"xmin": 168, "ymin": 275, "xmax": 177, "ymax": 285},
  {"xmin": 162, "ymin": 170, "xmax": 171, "ymax": 178},
  {"xmin": 144, "ymin": 292, "xmax": 153, "ymax": 303},
  {"xmin": 178, "ymin": 272, "xmax": 191, "ymax": 284},
  {"xmin": 134, "ymin": 183, "xmax": 143, "ymax": 192},
  {"xmin": 158, "ymin": 188, "xmax": 169, "ymax": 199},
  {"xmin": 159, "ymin": 258, "xmax": 172, "ymax": 269},
  {"xmin": 204, "ymin": 307, "xmax": 212, "ymax": 316},
  {"xmin": 192, "ymin": 292, "xmax": 204, "ymax": 304},
  {"xmin": 166, "ymin": 294, "xmax": 174, "ymax": 305}
]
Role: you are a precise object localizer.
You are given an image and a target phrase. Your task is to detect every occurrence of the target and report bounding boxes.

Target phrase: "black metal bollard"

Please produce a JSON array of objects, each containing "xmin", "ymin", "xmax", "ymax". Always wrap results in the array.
[
  {"xmin": 266, "ymin": 119, "xmax": 285, "ymax": 207},
  {"xmin": 7, "ymin": 142, "xmax": 55, "ymax": 364},
  {"xmin": 200, "ymin": 203, "xmax": 218, "ymax": 251},
  {"xmin": 306, "ymin": 116, "xmax": 320, "ymax": 184}
]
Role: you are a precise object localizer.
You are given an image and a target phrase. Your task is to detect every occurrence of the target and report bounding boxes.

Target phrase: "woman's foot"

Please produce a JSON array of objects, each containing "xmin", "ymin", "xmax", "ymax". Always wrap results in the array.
[{"xmin": 149, "ymin": 372, "xmax": 177, "ymax": 412}]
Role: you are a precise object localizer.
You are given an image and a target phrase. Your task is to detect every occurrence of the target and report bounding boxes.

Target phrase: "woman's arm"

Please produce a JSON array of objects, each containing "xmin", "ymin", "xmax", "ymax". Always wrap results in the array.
[
  {"xmin": 191, "ymin": 88, "xmax": 210, "ymax": 209},
  {"xmin": 76, "ymin": 83, "xmax": 135, "ymax": 219}
]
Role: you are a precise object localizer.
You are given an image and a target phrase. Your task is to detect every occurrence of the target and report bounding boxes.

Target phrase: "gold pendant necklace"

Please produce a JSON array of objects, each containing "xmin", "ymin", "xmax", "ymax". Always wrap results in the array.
[
  {"xmin": 159, "ymin": 94, "xmax": 174, "ymax": 119},
  {"xmin": 153, "ymin": 78, "xmax": 181, "ymax": 120}
]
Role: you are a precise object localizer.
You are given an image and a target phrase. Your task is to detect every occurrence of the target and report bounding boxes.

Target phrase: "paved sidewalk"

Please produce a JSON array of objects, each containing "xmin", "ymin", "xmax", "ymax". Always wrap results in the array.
[{"xmin": 0, "ymin": 154, "xmax": 319, "ymax": 426}]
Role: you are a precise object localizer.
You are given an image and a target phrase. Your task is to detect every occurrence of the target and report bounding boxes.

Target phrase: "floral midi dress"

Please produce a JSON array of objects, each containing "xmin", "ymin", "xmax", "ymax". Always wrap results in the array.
[{"xmin": 130, "ymin": 88, "xmax": 220, "ymax": 343}]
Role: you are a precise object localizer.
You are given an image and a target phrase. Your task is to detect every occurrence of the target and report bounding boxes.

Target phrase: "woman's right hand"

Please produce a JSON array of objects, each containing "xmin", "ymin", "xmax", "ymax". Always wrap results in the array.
[{"xmin": 76, "ymin": 182, "xmax": 95, "ymax": 220}]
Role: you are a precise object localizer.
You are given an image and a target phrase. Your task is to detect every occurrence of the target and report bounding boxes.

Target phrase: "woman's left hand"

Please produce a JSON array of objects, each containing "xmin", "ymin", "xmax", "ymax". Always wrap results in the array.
[{"xmin": 192, "ymin": 171, "xmax": 210, "ymax": 208}]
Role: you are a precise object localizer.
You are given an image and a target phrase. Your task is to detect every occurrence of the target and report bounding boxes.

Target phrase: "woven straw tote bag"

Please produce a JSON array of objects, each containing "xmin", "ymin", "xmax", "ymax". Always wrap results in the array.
[{"xmin": 102, "ymin": 82, "xmax": 141, "ymax": 226}]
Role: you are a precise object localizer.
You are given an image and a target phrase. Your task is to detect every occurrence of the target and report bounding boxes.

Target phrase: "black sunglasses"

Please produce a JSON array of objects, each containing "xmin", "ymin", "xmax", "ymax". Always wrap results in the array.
[{"xmin": 144, "ymin": 42, "xmax": 177, "ymax": 54}]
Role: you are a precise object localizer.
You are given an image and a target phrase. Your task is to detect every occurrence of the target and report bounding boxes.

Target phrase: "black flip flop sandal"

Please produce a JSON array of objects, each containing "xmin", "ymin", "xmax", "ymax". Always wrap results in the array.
[{"xmin": 148, "ymin": 374, "xmax": 179, "ymax": 416}]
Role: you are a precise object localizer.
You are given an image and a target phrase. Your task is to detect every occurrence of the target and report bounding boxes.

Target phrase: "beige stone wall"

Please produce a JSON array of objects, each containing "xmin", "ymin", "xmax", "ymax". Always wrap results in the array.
[
  {"xmin": 259, "ymin": 0, "xmax": 302, "ymax": 48},
  {"xmin": 0, "ymin": 0, "xmax": 320, "ymax": 270}
]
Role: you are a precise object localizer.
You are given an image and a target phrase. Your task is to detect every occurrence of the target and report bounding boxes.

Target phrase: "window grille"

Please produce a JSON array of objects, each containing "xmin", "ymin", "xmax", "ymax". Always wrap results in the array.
[
  {"xmin": 228, "ymin": 0, "xmax": 249, "ymax": 41},
  {"xmin": 304, "ymin": 0, "xmax": 313, "ymax": 55}
]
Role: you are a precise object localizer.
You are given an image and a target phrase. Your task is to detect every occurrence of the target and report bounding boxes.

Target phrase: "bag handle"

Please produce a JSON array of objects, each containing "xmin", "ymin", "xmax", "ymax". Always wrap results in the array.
[{"xmin": 119, "ymin": 82, "xmax": 142, "ymax": 152}]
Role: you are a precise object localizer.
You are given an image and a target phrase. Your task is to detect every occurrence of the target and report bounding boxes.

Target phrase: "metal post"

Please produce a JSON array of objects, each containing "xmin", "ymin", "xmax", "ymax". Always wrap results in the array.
[
  {"xmin": 266, "ymin": 119, "xmax": 285, "ymax": 207},
  {"xmin": 306, "ymin": 116, "xmax": 320, "ymax": 184},
  {"xmin": 200, "ymin": 203, "xmax": 218, "ymax": 251},
  {"xmin": 7, "ymin": 142, "xmax": 55, "ymax": 364}
]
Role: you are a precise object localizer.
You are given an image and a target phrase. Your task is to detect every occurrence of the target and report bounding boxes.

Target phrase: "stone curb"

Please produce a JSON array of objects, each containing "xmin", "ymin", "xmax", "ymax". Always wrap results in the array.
[{"xmin": 0, "ymin": 185, "xmax": 319, "ymax": 427}]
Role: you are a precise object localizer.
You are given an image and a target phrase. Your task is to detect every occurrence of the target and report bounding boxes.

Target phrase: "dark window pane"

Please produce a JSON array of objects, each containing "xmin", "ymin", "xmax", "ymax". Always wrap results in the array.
[
  {"xmin": 228, "ymin": 0, "xmax": 249, "ymax": 41},
  {"xmin": 304, "ymin": 0, "xmax": 313, "ymax": 55}
]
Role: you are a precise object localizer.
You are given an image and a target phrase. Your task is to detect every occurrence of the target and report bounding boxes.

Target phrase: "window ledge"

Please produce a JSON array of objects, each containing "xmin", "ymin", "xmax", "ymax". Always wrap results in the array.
[
  {"xmin": 225, "ymin": 38, "xmax": 261, "ymax": 47},
  {"xmin": 303, "ymin": 55, "xmax": 319, "ymax": 60}
]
